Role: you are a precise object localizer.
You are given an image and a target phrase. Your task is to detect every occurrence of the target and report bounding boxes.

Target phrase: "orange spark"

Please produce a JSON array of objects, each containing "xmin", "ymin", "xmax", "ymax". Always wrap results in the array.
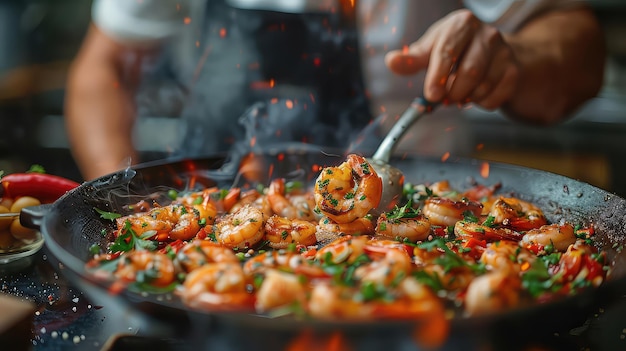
[
  {"xmin": 441, "ymin": 152, "xmax": 450, "ymax": 162},
  {"xmin": 277, "ymin": 153, "xmax": 285, "ymax": 162},
  {"xmin": 219, "ymin": 28, "xmax": 227, "ymax": 38},
  {"xmin": 249, "ymin": 136, "xmax": 256, "ymax": 147},
  {"xmin": 195, "ymin": 40, "xmax": 200, "ymax": 47},
  {"xmin": 271, "ymin": 98, "xmax": 278, "ymax": 104},
  {"xmin": 475, "ymin": 143, "xmax": 484, "ymax": 151},
  {"xmin": 183, "ymin": 17, "xmax": 191, "ymax": 25},
  {"xmin": 270, "ymin": 79, "xmax": 275, "ymax": 88},
  {"xmin": 313, "ymin": 57, "xmax": 321, "ymax": 67},
  {"xmin": 285, "ymin": 100, "xmax": 294, "ymax": 109},
  {"xmin": 480, "ymin": 162, "xmax": 490, "ymax": 178}
]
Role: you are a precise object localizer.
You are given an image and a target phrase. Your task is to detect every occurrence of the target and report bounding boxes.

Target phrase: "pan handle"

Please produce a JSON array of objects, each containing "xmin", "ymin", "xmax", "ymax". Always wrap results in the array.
[{"xmin": 19, "ymin": 204, "xmax": 52, "ymax": 230}]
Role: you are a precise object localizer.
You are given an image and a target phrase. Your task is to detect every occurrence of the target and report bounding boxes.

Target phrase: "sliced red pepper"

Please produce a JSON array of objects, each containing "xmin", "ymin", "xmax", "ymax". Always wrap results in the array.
[{"xmin": 1, "ymin": 173, "xmax": 80, "ymax": 203}]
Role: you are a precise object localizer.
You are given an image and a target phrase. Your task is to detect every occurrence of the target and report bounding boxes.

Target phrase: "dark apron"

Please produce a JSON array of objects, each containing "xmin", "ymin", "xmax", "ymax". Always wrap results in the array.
[{"xmin": 174, "ymin": 0, "xmax": 372, "ymax": 158}]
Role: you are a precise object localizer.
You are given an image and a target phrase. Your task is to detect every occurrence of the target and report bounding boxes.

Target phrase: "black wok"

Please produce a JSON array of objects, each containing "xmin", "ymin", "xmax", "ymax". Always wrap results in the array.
[{"xmin": 29, "ymin": 148, "xmax": 626, "ymax": 350}]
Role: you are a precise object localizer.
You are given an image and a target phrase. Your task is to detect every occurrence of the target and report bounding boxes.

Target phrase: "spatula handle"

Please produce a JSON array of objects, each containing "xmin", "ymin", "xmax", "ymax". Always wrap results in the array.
[{"xmin": 371, "ymin": 96, "xmax": 437, "ymax": 163}]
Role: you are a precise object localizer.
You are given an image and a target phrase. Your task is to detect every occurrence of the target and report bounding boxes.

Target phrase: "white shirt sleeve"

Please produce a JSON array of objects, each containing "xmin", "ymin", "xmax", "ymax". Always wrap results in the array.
[
  {"xmin": 92, "ymin": 0, "xmax": 190, "ymax": 45},
  {"xmin": 465, "ymin": 0, "xmax": 587, "ymax": 32}
]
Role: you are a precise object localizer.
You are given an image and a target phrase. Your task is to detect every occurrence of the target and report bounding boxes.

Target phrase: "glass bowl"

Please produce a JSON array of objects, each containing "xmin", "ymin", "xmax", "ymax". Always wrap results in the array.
[{"xmin": 0, "ymin": 231, "xmax": 44, "ymax": 264}]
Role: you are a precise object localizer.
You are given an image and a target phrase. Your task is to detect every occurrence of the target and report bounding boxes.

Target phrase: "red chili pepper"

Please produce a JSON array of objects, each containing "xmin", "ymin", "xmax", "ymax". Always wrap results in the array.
[{"xmin": 1, "ymin": 173, "xmax": 80, "ymax": 203}]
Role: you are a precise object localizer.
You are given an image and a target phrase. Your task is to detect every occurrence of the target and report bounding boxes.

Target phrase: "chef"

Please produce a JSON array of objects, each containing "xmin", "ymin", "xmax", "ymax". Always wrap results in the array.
[{"xmin": 65, "ymin": 0, "xmax": 604, "ymax": 180}]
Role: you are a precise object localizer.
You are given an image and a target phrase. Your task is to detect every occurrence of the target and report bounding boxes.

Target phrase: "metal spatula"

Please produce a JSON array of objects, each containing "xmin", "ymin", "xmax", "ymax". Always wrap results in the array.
[{"xmin": 369, "ymin": 96, "xmax": 438, "ymax": 214}]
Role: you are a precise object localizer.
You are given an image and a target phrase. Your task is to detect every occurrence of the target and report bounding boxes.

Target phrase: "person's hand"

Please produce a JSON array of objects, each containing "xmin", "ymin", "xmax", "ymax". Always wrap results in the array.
[{"xmin": 385, "ymin": 9, "xmax": 520, "ymax": 110}]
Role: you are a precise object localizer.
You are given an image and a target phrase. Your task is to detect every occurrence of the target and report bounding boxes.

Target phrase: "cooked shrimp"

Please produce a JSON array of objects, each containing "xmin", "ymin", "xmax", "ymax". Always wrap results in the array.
[
  {"xmin": 243, "ymin": 249, "xmax": 326, "ymax": 278},
  {"xmin": 354, "ymin": 246, "xmax": 412, "ymax": 286},
  {"xmin": 464, "ymin": 271, "xmax": 521, "ymax": 316},
  {"xmin": 413, "ymin": 180, "xmax": 458, "ymax": 199},
  {"xmin": 412, "ymin": 242, "xmax": 476, "ymax": 291},
  {"xmin": 489, "ymin": 197, "xmax": 547, "ymax": 231},
  {"xmin": 521, "ymin": 223, "xmax": 576, "ymax": 252},
  {"xmin": 169, "ymin": 207, "xmax": 202, "ymax": 241},
  {"xmin": 315, "ymin": 235, "xmax": 369, "ymax": 265},
  {"xmin": 116, "ymin": 201, "xmax": 215, "ymax": 241},
  {"xmin": 179, "ymin": 262, "xmax": 254, "ymax": 311},
  {"xmin": 314, "ymin": 154, "xmax": 382, "ymax": 224},
  {"xmin": 308, "ymin": 276, "xmax": 443, "ymax": 321},
  {"xmin": 115, "ymin": 251, "xmax": 176, "ymax": 287},
  {"xmin": 454, "ymin": 221, "xmax": 523, "ymax": 243},
  {"xmin": 116, "ymin": 212, "xmax": 173, "ymax": 242},
  {"xmin": 176, "ymin": 240, "xmax": 239, "ymax": 272},
  {"xmin": 422, "ymin": 197, "xmax": 483, "ymax": 227},
  {"xmin": 480, "ymin": 240, "xmax": 535, "ymax": 273},
  {"xmin": 255, "ymin": 269, "xmax": 307, "ymax": 312},
  {"xmin": 376, "ymin": 211, "xmax": 431, "ymax": 242},
  {"xmin": 227, "ymin": 189, "xmax": 259, "ymax": 212},
  {"xmin": 286, "ymin": 193, "xmax": 319, "ymax": 221},
  {"xmin": 373, "ymin": 277, "xmax": 446, "ymax": 321},
  {"xmin": 265, "ymin": 215, "xmax": 317, "ymax": 249},
  {"xmin": 212, "ymin": 204, "xmax": 265, "ymax": 249},
  {"xmin": 317, "ymin": 216, "xmax": 375, "ymax": 236},
  {"xmin": 308, "ymin": 282, "xmax": 373, "ymax": 319},
  {"xmin": 267, "ymin": 178, "xmax": 317, "ymax": 220}
]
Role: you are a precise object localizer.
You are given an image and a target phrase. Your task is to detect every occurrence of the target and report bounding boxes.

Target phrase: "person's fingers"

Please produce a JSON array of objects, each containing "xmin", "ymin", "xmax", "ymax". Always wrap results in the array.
[
  {"xmin": 384, "ymin": 48, "xmax": 430, "ymax": 76},
  {"xmin": 469, "ymin": 41, "xmax": 512, "ymax": 102},
  {"xmin": 423, "ymin": 12, "xmax": 478, "ymax": 102},
  {"xmin": 384, "ymin": 30, "xmax": 437, "ymax": 75},
  {"xmin": 447, "ymin": 26, "xmax": 503, "ymax": 103},
  {"xmin": 474, "ymin": 63, "xmax": 519, "ymax": 110}
]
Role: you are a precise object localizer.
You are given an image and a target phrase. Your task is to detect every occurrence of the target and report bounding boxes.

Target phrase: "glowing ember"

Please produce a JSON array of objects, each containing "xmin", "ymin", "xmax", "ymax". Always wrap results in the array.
[
  {"xmin": 285, "ymin": 100, "xmax": 294, "ymax": 109},
  {"xmin": 441, "ymin": 152, "xmax": 450, "ymax": 162},
  {"xmin": 183, "ymin": 17, "xmax": 191, "ymax": 25},
  {"xmin": 219, "ymin": 28, "xmax": 227, "ymax": 38},
  {"xmin": 480, "ymin": 162, "xmax": 490, "ymax": 178},
  {"xmin": 475, "ymin": 143, "xmax": 484, "ymax": 151}
]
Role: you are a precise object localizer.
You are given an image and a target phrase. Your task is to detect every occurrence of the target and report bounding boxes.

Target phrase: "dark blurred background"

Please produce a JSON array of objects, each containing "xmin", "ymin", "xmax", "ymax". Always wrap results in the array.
[{"xmin": 0, "ymin": 0, "xmax": 625, "ymax": 197}]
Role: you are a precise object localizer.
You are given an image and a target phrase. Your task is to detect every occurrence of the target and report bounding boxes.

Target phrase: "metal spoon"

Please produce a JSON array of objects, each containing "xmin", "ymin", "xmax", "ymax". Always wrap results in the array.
[{"xmin": 369, "ymin": 96, "xmax": 437, "ymax": 214}]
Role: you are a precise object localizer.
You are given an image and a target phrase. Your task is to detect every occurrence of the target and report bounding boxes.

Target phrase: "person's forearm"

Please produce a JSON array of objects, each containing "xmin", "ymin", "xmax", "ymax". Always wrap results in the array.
[
  {"xmin": 65, "ymin": 26, "xmax": 142, "ymax": 180},
  {"xmin": 502, "ymin": 6, "xmax": 605, "ymax": 125}
]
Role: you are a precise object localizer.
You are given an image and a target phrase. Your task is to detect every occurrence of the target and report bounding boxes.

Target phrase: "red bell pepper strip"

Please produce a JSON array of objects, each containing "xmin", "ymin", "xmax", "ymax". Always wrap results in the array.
[{"xmin": 1, "ymin": 173, "xmax": 80, "ymax": 203}]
